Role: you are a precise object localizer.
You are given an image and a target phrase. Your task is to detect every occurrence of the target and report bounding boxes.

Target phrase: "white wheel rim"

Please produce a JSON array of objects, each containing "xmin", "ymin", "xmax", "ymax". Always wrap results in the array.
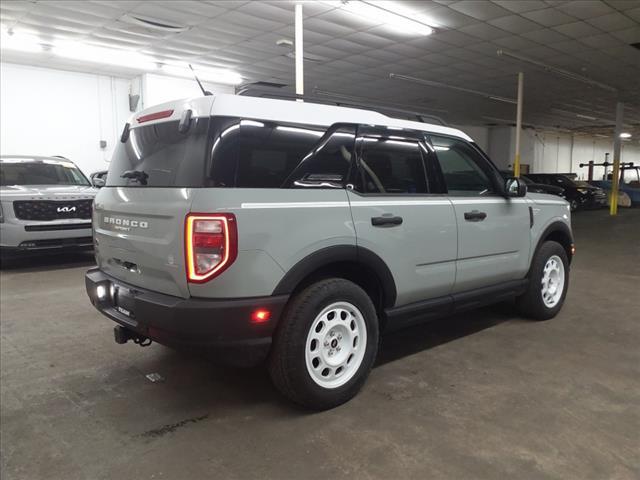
[
  {"xmin": 541, "ymin": 255, "xmax": 565, "ymax": 308},
  {"xmin": 305, "ymin": 301, "xmax": 367, "ymax": 389}
]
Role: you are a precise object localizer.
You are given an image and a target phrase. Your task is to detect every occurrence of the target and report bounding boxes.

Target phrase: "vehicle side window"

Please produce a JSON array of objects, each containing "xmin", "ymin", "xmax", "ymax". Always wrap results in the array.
[
  {"xmin": 236, "ymin": 122, "xmax": 323, "ymax": 188},
  {"xmin": 358, "ymin": 136, "xmax": 428, "ymax": 194},
  {"xmin": 209, "ymin": 118, "xmax": 354, "ymax": 189},
  {"xmin": 429, "ymin": 135, "xmax": 494, "ymax": 196},
  {"xmin": 282, "ymin": 126, "xmax": 355, "ymax": 188}
]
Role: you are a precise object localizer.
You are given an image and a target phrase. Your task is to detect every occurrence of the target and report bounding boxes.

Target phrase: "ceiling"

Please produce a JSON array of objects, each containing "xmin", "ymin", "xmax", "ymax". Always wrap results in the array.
[{"xmin": 1, "ymin": 0, "xmax": 639, "ymax": 137}]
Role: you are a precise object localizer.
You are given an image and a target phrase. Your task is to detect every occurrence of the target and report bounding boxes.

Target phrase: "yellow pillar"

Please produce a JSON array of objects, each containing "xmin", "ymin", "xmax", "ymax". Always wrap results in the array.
[{"xmin": 610, "ymin": 102, "xmax": 624, "ymax": 216}]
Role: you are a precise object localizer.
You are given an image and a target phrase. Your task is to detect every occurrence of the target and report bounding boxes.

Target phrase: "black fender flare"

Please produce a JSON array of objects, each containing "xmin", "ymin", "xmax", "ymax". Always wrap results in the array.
[
  {"xmin": 272, "ymin": 245, "xmax": 397, "ymax": 308},
  {"xmin": 532, "ymin": 221, "xmax": 574, "ymax": 267}
]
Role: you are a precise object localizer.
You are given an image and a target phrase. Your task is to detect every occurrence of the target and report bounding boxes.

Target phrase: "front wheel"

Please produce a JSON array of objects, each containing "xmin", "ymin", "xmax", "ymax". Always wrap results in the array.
[
  {"xmin": 516, "ymin": 241, "xmax": 569, "ymax": 320},
  {"xmin": 268, "ymin": 278, "xmax": 379, "ymax": 410}
]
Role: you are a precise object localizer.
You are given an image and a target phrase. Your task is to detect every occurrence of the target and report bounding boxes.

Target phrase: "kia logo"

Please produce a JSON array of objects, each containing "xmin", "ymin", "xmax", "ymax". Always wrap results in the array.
[{"xmin": 57, "ymin": 206, "xmax": 77, "ymax": 213}]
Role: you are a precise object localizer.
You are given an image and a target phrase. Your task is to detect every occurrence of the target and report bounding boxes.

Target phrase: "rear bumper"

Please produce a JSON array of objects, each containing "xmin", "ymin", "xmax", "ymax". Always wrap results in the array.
[{"xmin": 85, "ymin": 268, "xmax": 288, "ymax": 366}]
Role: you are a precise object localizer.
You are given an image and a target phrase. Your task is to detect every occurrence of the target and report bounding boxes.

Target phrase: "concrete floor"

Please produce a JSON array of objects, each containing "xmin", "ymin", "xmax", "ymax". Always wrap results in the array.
[{"xmin": 1, "ymin": 209, "xmax": 639, "ymax": 480}]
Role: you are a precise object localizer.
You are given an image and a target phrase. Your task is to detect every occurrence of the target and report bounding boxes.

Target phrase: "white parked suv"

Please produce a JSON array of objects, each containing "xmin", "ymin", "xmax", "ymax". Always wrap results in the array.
[
  {"xmin": 0, "ymin": 156, "xmax": 96, "ymax": 258},
  {"xmin": 85, "ymin": 94, "xmax": 573, "ymax": 409}
]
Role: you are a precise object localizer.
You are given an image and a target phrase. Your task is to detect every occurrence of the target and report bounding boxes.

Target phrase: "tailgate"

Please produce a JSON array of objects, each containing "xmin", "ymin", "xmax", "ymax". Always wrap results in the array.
[{"xmin": 93, "ymin": 187, "xmax": 193, "ymax": 298}]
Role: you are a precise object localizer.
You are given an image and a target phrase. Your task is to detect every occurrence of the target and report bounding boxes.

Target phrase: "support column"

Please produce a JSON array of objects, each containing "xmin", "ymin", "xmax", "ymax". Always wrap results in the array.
[
  {"xmin": 295, "ymin": 3, "xmax": 304, "ymax": 100},
  {"xmin": 610, "ymin": 102, "xmax": 624, "ymax": 216},
  {"xmin": 514, "ymin": 72, "xmax": 524, "ymax": 177}
]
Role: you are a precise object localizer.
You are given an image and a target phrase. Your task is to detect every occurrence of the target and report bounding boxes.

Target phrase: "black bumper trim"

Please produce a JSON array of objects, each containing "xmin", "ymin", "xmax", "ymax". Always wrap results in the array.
[{"xmin": 85, "ymin": 268, "xmax": 289, "ymax": 366}]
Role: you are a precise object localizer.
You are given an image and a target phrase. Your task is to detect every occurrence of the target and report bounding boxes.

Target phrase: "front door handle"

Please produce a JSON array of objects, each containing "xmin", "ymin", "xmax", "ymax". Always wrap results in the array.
[
  {"xmin": 464, "ymin": 210, "xmax": 487, "ymax": 222},
  {"xmin": 371, "ymin": 215, "xmax": 403, "ymax": 227}
]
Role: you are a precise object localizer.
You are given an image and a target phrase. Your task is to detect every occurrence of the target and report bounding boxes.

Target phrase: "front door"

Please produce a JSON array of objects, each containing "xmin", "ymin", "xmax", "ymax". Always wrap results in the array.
[{"xmin": 428, "ymin": 135, "xmax": 531, "ymax": 293}]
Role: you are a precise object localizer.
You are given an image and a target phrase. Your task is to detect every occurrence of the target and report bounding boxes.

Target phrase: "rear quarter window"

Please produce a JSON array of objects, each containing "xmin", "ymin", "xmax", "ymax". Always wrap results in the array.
[{"xmin": 209, "ymin": 117, "xmax": 355, "ymax": 189}]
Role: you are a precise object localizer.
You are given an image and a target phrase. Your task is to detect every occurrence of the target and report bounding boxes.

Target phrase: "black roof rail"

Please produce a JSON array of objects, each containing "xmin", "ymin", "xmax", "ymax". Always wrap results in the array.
[{"xmin": 235, "ymin": 85, "xmax": 449, "ymax": 127}]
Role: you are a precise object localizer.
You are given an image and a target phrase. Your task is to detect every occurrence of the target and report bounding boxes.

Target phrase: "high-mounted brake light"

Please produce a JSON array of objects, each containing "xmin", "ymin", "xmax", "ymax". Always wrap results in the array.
[
  {"xmin": 137, "ymin": 109, "xmax": 174, "ymax": 123},
  {"xmin": 185, "ymin": 213, "xmax": 237, "ymax": 283}
]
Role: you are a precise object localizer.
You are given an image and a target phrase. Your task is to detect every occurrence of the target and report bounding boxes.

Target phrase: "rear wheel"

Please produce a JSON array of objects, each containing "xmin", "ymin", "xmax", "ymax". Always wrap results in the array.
[
  {"xmin": 516, "ymin": 241, "xmax": 569, "ymax": 320},
  {"xmin": 268, "ymin": 278, "xmax": 379, "ymax": 410}
]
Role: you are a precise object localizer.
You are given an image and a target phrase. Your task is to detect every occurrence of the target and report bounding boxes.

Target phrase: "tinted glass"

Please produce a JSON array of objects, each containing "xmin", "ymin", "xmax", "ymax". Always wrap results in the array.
[
  {"xmin": 359, "ymin": 136, "xmax": 428, "ymax": 194},
  {"xmin": 209, "ymin": 118, "xmax": 353, "ymax": 189},
  {"xmin": 429, "ymin": 135, "xmax": 493, "ymax": 196},
  {"xmin": 282, "ymin": 126, "xmax": 355, "ymax": 188},
  {"xmin": 553, "ymin": 175, "xmax": 577, "ymax": 187},
  {"xmin": 236, "ymin": 122, "xmax": 324, "ymax": 188},
  {"xmin": 107, "ymin": 118, "xmax": 210, "ymax": 187},
  {"xmin": 1, "ymin": 160, "xmax": 90, "ymax": 186}
]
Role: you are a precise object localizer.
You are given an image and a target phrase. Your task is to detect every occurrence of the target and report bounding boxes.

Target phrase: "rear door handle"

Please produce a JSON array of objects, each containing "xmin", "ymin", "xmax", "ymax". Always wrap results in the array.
[
  {"xmin": 464, "ymin": 210, "xmax": 487, "ymax": 222},
  {"xmin": 371, "ymin": 215, "xmax": 403, "ymax": 227}
]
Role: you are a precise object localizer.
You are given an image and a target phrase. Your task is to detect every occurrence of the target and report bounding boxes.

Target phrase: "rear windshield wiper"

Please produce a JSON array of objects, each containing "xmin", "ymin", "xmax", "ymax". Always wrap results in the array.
[{"xmin": 121, "ymin": 170, "xmax": 148, "ymax": 185}]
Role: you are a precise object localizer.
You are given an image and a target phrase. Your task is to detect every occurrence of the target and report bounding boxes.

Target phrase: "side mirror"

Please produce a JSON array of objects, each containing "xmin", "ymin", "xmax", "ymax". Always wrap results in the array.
[
  {"xmin": 505, "ymin": 177, "xmax": 527, "ymax": 197},
  {"xmin": 92, "ymin": 177, "xmax": 105, "ymax": 188}
]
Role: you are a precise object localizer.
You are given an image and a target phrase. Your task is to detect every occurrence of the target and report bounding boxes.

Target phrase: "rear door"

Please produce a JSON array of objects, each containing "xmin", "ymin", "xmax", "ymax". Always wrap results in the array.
[
  {"xmin": 347, "ymin": 127, "xmax": 457, "ymax": 307},
  {"xmin": 428, "ymin": 135, "xmax": 530, "ymax": 293},
  {"xmin": 94, "ymin": 110, "xmax": 211, "ymax": 298}
]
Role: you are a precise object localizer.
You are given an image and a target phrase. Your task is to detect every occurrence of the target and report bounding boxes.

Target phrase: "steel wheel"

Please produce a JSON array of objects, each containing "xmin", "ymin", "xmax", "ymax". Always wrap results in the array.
[
  {"xmin": 305, "ymin": 301, "xmax": 367, "ymax": 389},
  {"xmin": 541, "ymin": 254, "xmax": 565, "ymax": 308}
]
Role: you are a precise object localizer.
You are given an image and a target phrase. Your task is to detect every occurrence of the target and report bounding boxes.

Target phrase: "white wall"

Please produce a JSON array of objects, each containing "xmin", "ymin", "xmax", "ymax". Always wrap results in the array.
[
  {"xmin": 488, "ymin": 126, "xmax": 514, "ymax": 170},
  {"xmin": 455, "ymin": 125, "xmax": 489, "ymax": 153},
  {"xmin": 0, "ymin": 62, "xmax": 131, "ymax": 176},
  {"xmin": 0, "ymin": 64, "xmax": 236, "ymax": 176},
  {"xmin": 141, "ymin": 73, "xmax": 234, "ymax": 108},
  {"xmin": 487, "ymin": 125, "xmax": 640, "ymax": 178}
]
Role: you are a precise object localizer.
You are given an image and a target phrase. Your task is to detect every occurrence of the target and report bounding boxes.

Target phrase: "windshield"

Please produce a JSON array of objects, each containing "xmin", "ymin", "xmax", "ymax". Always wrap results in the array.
[
  {"xmin": 552, "ymin": 175, "xmax": 576, "ymax": 187},
  {"xmin": 0, "ymin": 160, "xmax": 90, "ymax": 186}
]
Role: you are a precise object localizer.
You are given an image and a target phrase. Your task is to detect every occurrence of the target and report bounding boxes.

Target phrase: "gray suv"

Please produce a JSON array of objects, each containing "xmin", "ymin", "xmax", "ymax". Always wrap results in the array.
[
  {"xmin": 1, "ymin": 156, "xmax": 96, "ymax": 258},
  {"xmin": 85, "ymin": 95, "xmax": 573, "ymax": 409}
]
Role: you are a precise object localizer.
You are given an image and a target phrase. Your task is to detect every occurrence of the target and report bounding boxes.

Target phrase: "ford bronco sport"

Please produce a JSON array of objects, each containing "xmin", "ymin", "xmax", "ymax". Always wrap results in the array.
[{"xmin": 86, "ymin": 94, "xmax": 573, "ymax": 410}]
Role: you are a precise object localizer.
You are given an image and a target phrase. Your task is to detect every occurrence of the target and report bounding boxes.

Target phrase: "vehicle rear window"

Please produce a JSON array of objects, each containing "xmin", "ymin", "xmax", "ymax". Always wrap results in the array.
[
  {"xmin": 107, "ymin": 118, "xmax": 210, "ymax": 187},
  {"xmin": 1, "ymin": 160, "xmax": 90, "ymax": 186}
]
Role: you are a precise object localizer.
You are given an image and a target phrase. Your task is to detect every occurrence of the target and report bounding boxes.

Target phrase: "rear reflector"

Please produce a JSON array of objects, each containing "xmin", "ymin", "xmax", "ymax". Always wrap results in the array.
[
  {"xmin": 251, "ymin": 309, "xmax": 271, "ymax": 323},
  {"xmin": 137, "ymin": 109, "xmax": 174, "ymax": 123},
  {"xmin": 185, "ymin": 213, "xmax": 237, "ymax": 283}
]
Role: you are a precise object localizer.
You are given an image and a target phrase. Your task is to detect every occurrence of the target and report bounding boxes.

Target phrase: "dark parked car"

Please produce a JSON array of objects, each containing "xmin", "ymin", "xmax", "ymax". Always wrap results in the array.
[
  {"xmin": 527, "ymin": 174, "xmax": 607, "ymax": 211},
  {"xmin": 500, "ymin": 171, "xmax": 565, "ymax": 198}
]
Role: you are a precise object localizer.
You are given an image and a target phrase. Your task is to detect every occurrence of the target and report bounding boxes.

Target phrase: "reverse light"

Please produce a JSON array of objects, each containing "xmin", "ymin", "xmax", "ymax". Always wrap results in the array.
[
  {"xmin": 96, "ymin": 285, "xmax": 107, "ymax": 300},
  {"xmin": 185, "ymin": 213, "xmax": 237, "ymax": 283},
  {"xmin": 251, "ymin": 309, "xmax": 271, "ymax": 323}
]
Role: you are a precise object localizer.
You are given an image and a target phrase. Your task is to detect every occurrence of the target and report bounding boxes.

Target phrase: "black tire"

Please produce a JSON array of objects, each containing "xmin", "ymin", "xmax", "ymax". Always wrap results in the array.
[
  {"xmin": 268, "ymin": 278, "xmax": 379, "ymax": 410},
  {"xmin": 570, "ymin": 200, "xmax": 578, "ymax": 212},
  {"xmin": 516, "ymin": 241, "xmax": 569, "ymax": 321}
]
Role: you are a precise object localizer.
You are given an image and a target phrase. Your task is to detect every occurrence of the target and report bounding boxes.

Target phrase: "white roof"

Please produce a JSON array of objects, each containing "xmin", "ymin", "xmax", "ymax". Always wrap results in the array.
[{"xmin": 131, "ymin": 94, "xmax": 471, "ymax": 141}]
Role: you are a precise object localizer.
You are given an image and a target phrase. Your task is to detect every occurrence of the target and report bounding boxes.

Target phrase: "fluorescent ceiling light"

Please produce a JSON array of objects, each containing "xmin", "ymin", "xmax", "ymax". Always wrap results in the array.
[
  {"xmin": 160, "ymin": 64, "xmax": 242, "ymax": 85},
  {"xmin": 620, "ymin": 133, "xmax": 632, "ymax": 138},
  {"xmin": 0, "ymin": 24, "xmax": 242, "ymax": 86},
  {"xmin": 326, "ymin": 1, "xmax": 435, "ymax": 36},
  {"xmin": 52, "ymin": 42, "xmax": 158, "ymax": 70},
  {"xmin": 0, "ymin": 29, "xmax": 45, "ymax": 53}
]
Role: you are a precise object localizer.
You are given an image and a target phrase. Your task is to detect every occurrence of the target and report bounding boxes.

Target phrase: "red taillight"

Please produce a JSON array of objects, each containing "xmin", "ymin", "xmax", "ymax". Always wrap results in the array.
[
  {"xmin": 137, "ymin": 109, "xmax": 174, "ymax": 123},
  {"xmin": 185, "ymin": 213, "xmax": 237, "ymax": 283}
]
